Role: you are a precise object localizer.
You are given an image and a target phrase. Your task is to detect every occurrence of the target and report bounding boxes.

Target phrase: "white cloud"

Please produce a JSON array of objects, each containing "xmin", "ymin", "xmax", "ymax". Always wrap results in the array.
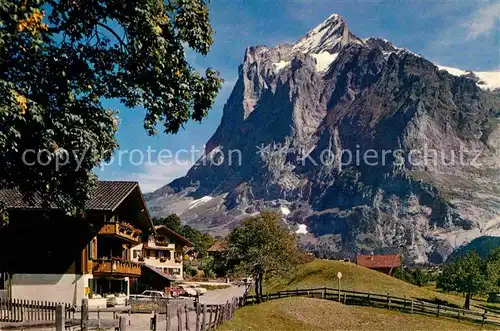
[
  {"xmin": 106, "ymin": 162, "xmax": 193, "ymax": 193},
  {"xmin": 467, "ymin": 2, "xmax": 500, "ymax": 39}
]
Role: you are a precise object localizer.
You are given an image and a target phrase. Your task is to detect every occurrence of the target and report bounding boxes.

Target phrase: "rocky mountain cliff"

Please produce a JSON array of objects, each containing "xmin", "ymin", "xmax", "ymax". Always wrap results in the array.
[{"xmin": 145, "ymin": 14, "xmax": 500, "ymax": 264}]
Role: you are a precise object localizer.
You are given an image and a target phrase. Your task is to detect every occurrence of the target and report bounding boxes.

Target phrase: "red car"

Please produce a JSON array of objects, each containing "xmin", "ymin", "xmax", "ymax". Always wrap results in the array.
[{"xmin": 166, "ymin": 286, "xmax": 183, "ymax": 298}]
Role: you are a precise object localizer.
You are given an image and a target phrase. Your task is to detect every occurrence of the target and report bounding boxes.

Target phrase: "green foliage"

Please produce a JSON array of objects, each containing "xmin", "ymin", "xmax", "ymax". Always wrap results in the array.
[
  {"xmin": 198, "ymin": 255, "xmax": 214, "ymax": 276},
  {"xmin": 226, "ymin": 211, "xmax": 301, "ymax": 299},
  {"xmin": 437, "ymin": 251, "xmax": 494, "ymax": 309},
  {"xmin": 154, "ymin": 214, "xmax": 182, "ymax": 233},
  {"xmin": 485, "ymin": 249, "xmax": 500, "ymax": 293},
  {"xmin": 393, "ymin": 268, "xmax": 435, "ymax": 287},
  {"xmin": 183, "ymin": 260, "xmax": 198, "ymax": 278},
  {"xmin": 153, "ymin": 214, "xmax": 214, "ymax": 257},
  {"xmin": 0, "ymin": 0, "xmax": 222, "ymax": 212}
]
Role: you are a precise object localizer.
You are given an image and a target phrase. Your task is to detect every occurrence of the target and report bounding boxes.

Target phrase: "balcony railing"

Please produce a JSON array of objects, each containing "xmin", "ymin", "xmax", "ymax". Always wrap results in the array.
[
  {"xmin": 92, "ymin": 258, "xmax": 141, "ymax": 276},
  {"xmin": 98, "ymin": 222, "xmax": 142, "ymax": 243}
]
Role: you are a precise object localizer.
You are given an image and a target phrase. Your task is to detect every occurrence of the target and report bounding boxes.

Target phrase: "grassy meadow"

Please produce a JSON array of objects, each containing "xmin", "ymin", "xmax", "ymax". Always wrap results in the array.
[
  {"xmin": 261, "ymin": 259, "xmax": 494, "ymax": 311},
  {"xmin": 219, "ymin": 297, "xmax": 491, "ymax": 331}
]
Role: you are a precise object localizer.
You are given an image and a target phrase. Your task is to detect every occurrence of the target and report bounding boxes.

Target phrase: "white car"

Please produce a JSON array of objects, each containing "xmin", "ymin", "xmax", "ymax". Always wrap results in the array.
[
  {"xmin": 178, "ymin": 284, "xmax": 198, "ymax": 297},
  {"xmin": 189, "ymin": 284, "xmax": 207, "ymax": 295},
  {"xmin": 130, "ymin": 290, "xmax": 167, "ymax": 301}
]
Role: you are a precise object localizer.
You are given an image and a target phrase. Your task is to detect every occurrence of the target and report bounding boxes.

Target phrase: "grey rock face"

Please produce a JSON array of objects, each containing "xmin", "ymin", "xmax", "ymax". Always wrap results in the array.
[{"xmin": 146, "ymin": 14, "xmax": 500, "ymax": 264}]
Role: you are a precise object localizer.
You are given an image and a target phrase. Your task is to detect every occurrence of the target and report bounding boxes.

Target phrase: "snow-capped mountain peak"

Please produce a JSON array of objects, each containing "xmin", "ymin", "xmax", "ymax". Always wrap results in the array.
[{"xmin": 293, "ymin": 13, "xmax": 363, "ymax": 55}]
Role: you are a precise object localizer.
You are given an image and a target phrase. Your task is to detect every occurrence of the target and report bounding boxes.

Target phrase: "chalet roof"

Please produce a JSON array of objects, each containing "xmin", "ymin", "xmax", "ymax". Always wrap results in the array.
[
  {"xmin": 154, "ymin": 225, "xmax": 193, "ymax": 247},
  {"xmin": 142, "ymin": 264, "xmax": 176, "ymax": 281},
  {"xmin": 356, "ymin": 254, "xmax": 401, "ymax": 269},
  {"xmin": 0, "ymin": 181, "xmax": 138, "ymax": 212},
  {"xmin": 208, "ymin": 240, "xmax": 227, "ymax": 253},
  {"xmin": 0, "ymin": 181, "xmax": 155, "ymax": 231}
]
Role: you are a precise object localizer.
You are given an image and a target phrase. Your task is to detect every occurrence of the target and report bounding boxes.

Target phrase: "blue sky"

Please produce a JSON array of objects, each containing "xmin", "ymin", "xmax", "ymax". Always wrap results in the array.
[{"xmin": 99, "ymin": 0, "xmax": 500, "ymax": 192}]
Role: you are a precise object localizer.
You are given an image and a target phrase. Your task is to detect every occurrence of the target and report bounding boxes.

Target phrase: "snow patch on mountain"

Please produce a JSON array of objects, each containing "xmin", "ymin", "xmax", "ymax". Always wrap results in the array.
[
  {"xmin": 437, "ymin": 65, "xmax": 468, "ymax": 77},
  {"xmin": 189, "ymin": 196, "xmax": 213, "ymax": 209},
  {"xmin": 273, "ymin": 60, "xmax": 291, "ymax": 72},
  {"xmin": 280, "ymin": 206, "xmax": 291, "ymax": 216},
  {"xmin": 475, "ymin": 71, "xmax": 500, "ymax": 91},
  {"xmin": 311, "ymin": 52, "xmax": 339, "ymax": 72},
  {"xmin": 296, "ymin": 224, "xmax": 309, "ymax": 234},
  {"xmin": 437, "ymin": 65, "xmax": 500, "ymax": 91}
]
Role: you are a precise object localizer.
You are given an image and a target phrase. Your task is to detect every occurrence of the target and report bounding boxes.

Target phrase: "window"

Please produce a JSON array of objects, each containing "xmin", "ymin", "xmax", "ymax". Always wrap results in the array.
[
  {"xmin": 0, "ymin": 273, "xmax": 6, "ymax": 290},
  {"xmin": 167, "ymin": 268, "xmax": 181, "ymax": 276},
  {"xmin": 88, "ymin": 240, "xmax": 95, "ymax": 260}
]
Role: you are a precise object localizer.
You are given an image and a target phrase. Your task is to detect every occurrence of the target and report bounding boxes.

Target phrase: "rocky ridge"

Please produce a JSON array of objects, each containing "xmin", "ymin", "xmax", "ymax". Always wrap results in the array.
[{"xmin": 145, "ymin": 14, "xmax": 500, "ymax": 264}]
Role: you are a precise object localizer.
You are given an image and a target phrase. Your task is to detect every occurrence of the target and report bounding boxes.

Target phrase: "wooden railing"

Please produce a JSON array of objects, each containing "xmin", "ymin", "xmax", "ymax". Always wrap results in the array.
[
  {"xmin": 0, "ymin": 297, "xmax": 72, "ymax": 324},
  {"xmin": 244, "ymin": 287, "xmax": 500, "ymax": 327},
  {"xmin": 98, "ymin": 222, "xmax": 142, "ymax": 243},
  {"xmin": 0, "ymin": 298, "xmax": 129, "ymax": 330},
  {"xmin": 145, "ymin": 297, "xmax": 242, "ymax": 331},
  {"xmin": 92, "ymin": 258, "xmax": 141, "ymax": 276}
]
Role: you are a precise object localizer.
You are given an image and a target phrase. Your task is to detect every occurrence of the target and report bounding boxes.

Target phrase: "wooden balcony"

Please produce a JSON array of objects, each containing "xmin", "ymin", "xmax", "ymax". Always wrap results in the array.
[
  {"xmin": 98, "ymin": 222, "xmax": 142, "ymax": 243},
  {"xmin": 92, "ymin": 259, "xmax": 141, "ymax": 277}
]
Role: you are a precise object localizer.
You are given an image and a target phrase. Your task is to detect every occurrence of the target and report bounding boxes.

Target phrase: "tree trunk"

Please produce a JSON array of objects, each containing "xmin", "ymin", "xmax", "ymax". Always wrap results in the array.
[
  {"xmin": 258, "ymin": 272, "xmax": 263, "ymax": 301},
  {"xmin": 255, "ymin": 273, "xmax": 262, "ymax": 302},
  {"xmin": 464, "ymin": 293, "xmax": 471, "ymax": 310}
]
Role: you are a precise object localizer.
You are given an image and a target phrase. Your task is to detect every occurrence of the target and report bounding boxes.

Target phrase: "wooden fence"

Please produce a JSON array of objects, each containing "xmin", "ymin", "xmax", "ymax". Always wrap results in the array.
[
  {"xmin": 0, "ymin": 297, "xmax": 72, "ymax": 323},
  {"xmin": 0, "ymin": 298, "xmax": 127, "ymax": 330},
  {"xmin": 151, "ymin": 297, "xmax": 242, "ymax": 331},
  {"xmin": 243, "ymin": 287, "xmax": 500, "ymax": 327}
]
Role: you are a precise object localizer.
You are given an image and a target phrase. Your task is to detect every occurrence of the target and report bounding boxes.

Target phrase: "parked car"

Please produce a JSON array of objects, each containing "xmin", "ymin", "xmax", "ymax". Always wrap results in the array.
[
  {"xmin": 130, "ymin": 290, "xmax": 167, "ymax": 301},
  {"xmin": 166, "ymin": 287, "xmax": 183, "ymax": 298},
  {"xmin": 178, "ymin": 284, "xmax": 198, "ymax": 297},
  {"xmin": 106, "ymin": 294, "xmax": 118, "ymax": 307},
  {"xmin": 189, "ymin": 284, "xmax": 207, "ymax": 295},
  {"xmin": 142, "ymin": 290, "xmax": 167, "ymax": 298},
  {"xmin": 105, "ymin": 293, "xmax": 128, "ymax": 307}
]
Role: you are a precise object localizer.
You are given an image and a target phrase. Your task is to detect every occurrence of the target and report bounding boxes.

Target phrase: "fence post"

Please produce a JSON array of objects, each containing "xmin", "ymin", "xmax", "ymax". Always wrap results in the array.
[
  {"xmin": 387, "ymin": 293, "xmax": 391, "ymax": 310},
  {"xmin": 278, "ymin": 291, "xmax": 281, "ymax": 299},
  {"xmin": 55, "ymin": 304, "xmax": 65, "ymax": 331},
  {"xmin": 338, "ymin": 289, "xmax": 341, "ymax": 303},
  {"xmin": 185, "ymin": 303, "xmax": 191, "ymax": 331},
  {"xmin": 322, "ymin": 287, "xmax": 326, "ymax": 299},
  {"xmin": 482, "ymin": 310, "xmax": 487, "ymax": 327},
  {"xmin": 210, "ymin": 305, "xmax": 215, "ymax": 329},
  {"xmin": 119, "ymin": 315, "xmax": 128, "ymax": 331},
  {"xmin": 81, "ymin": 298, "xmax": 88, "ymax": 331},
  {"xmin": 150, "ymin": 311, "xmax": 157, "ymax": 331},
  {"xmin": 201, "ymin": 305, "xmax": 207, "ymax": 331},
  {"xmin": 410, "ymin": 299, "xmax": 414, "ymax": 314},
  {"xmin": 165, "ymin": 302, "xmax": 171, "ymax": 331},
  {"xmin": 195, "ymin": 303, "xmax": 201, "ymax": 331},
  {"xmin": 436, "ymin": 305, "xmax": 440, "ymax": 317},
  {"xmin": 177, "ymin": 305, "xmax": 182, "ymax": 331},
  {"xmin": 343, "ymin": 293, "xmax": 346, "ymax": 304},
  {"xmin": 403, "ymin": 295, "xmax": 407, "ymax": 310},
  {"xmin": 457, "ymin": 308, "xmax": 460, "ymax": 322}
]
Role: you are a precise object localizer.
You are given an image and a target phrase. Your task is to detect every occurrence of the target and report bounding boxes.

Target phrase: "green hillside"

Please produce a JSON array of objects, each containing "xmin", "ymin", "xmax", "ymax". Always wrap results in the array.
[
  {"xmin": 447, "ymin": 236, "xmax": 500, "ymax": 262},
  {"xmin": 219, "ymin": 297, "xmax": 490, "ymax": 331},
  {"xmin": 262, "ymin": 260, "xmax": 465, "ymax": 307}
]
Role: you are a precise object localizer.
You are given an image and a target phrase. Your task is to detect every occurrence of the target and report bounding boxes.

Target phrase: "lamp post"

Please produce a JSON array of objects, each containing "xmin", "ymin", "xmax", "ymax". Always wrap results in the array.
[{"xmin": 337, "ymin": 272, "xmax": 342, "ymax": 303}]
